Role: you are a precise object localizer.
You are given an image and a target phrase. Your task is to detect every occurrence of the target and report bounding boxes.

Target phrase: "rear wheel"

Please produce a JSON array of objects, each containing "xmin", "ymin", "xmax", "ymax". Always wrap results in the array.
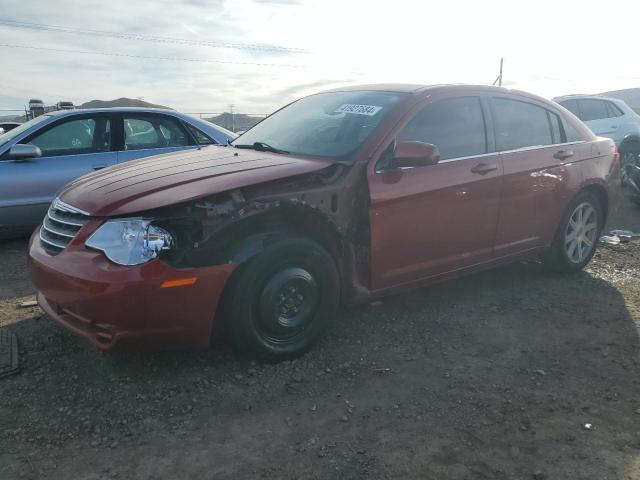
[
  {"xmin": 544, "ymin": 191, "xmax": 603, "ymax": 272},
  {"xmin": 224, "ymin": 236, "xmax": 339, "ymax": 362}
]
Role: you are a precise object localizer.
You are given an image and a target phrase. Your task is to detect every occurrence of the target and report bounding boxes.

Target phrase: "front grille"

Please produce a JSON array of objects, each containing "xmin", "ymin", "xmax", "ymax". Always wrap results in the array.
[{"xmin": 40, "ymin": 198, "xmax": 90, "ymax": 254}]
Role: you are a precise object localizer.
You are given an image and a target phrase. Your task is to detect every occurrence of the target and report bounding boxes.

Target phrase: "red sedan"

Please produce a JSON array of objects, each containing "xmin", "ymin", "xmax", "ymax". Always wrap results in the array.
[{"xmin": 29, "ymin": 84, "xmax": 619, "ymax": 361}]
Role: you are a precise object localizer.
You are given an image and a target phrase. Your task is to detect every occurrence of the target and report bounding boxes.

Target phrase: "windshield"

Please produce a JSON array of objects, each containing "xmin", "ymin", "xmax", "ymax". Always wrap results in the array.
[
  {"xmin": 0, "ymin": 115, "xmax": 50, "ymax": 147},
  {"xmin": 232, "ymin": 91, "xmax": 404, "ymax": 159}
]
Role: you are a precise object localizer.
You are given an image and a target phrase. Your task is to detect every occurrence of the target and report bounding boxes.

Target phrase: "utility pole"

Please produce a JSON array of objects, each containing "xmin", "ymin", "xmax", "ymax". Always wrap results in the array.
[
  {"xmin": 229, "ymin": 103, "xmax": 235, "ymax": 132},
  {"xmin": 493, "ymin": 57, "xmax": 504, "ymax": 87}
]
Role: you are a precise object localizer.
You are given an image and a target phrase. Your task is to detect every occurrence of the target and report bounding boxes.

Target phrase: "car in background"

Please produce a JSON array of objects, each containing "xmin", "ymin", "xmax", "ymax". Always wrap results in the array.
[
  {"xmin": 0, "ymin": 107, "xmax": 236, "ymax": 237},
  {"xmin": 554, "ymin": 94, "xmax": 640, "ymax": 202},
  {"xmin": 56, "ymin": 101, "xmax": 74, "ymax": 110},
  {"xmin": 28, "ymin": 99, "xmax": 45, "ymax": 118},
  {"xmin": 0, "ymin": 122, "xmax": 21, "ymax": 135},
  {"xmin": 28, "ymin": 84, "xmax": 617, "ymax": 361}
]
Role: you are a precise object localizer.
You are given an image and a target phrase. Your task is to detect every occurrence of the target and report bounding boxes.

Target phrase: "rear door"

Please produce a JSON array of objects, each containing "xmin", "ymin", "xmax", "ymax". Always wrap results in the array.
[
  {"xmin": 116, "ymin": 113, "xmax": 198, "ymax": 163},
  {"xmin": 0, "ymin": 113, "xmax": 116, "ymax": 232},
  {"xmin": 368, "ymin": 94, "xmax": 503, "ymax": 291},
  {"xmin": 491, "ymin": 96, "xmax": 589, "ymax": 256},
  {"xmin": 577, "ymin": 99, "xmax": 618, "ymax": 138}
]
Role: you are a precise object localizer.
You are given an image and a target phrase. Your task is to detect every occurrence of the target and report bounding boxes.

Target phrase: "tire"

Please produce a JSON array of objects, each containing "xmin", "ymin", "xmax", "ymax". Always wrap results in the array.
[
  {"xmin": 544, "ymin": 191, "xmax": 603, "ymax": 273},
  {"xmin": 620, "ymin": 141, "xmax": 640, "ymax": 186},
  {"xmin": 224, "ymin": 236, "xmax": 339, "ymax": 362}
]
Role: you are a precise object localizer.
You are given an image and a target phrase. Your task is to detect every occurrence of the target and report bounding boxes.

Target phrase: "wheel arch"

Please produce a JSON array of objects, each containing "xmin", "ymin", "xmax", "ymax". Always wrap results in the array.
[
  {"xmin": 212, "ymin": 204, "xmax": 348, "ymax": 307},
  {"xmin": 619, "ymin": 133, "xmax": 640, "ymax": 151},
  {"xmin": 580, "ymin": 182, "xmax": 609, "ymax": 225}
]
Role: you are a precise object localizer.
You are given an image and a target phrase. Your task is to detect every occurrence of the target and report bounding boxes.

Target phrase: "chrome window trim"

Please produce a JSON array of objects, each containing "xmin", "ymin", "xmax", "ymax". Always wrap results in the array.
[{"xmin": 375, "ymin": 140, "xmax": 587, "ymax": 173}]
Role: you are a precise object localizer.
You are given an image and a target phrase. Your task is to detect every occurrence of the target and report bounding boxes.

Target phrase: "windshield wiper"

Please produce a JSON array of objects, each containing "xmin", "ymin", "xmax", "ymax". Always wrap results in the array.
[{"xmin": 234, "ymin": 141, "xmax": 289, "ymax": 154}]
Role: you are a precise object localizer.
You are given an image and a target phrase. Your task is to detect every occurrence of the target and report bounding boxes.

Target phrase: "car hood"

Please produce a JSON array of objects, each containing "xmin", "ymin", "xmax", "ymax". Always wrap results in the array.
[{"xmin": 59, "ymin": 146, "xmax": 334, "ymax": 216}]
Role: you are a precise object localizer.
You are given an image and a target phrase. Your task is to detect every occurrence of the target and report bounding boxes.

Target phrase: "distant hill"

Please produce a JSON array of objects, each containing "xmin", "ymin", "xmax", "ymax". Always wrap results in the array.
[
  {"xmin": 600, "ymin": 88, "xmax": 640, "ymax": 110},
  {"xmin": 79, "ymin": 98, "xmax": 171, "ymax": 109}
]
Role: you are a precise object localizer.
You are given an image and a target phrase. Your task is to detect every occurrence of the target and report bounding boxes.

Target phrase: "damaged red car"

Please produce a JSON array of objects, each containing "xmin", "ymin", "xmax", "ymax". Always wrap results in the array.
[{"xmin": 29, "ymin": 84, "xmax": 619, "ymax": 361}]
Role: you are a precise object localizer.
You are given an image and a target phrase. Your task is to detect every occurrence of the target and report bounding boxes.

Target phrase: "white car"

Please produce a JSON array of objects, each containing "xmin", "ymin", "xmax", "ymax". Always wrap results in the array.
[{"xmin": 554, "ymin": 94, "xmax": 640, "ymax": 202}]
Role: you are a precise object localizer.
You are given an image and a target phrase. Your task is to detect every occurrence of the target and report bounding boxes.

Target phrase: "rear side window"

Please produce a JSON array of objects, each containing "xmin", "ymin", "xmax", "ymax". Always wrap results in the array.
[
  {"xmin": 398, "ymin": 96, "xmax": 487, "ymax": 160},
  {"xmin": 123, "ymin": 115, "xmax": 191, "ymax": 151},
  {"xmin": 578, "ymin": 99, "xmax": 609, "ymax": 121},
  {"xmin": 492, "ymin": 98, "xmax": 553, "ymax": 151},
  {"xmin": 563, "ymin": 120, "xmax": 585, "ymax": 142}
]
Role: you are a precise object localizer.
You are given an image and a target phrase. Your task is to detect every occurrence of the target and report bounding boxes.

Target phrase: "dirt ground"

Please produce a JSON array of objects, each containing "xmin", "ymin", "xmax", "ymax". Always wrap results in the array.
[{"xmin": 1, "ymin": 197, "xmax": 640, "ymax": 480}]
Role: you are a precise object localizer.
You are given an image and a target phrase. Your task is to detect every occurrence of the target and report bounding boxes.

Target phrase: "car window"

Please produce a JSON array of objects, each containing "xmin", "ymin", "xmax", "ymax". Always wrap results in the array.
[
  {"xmin": 492, "ymin": 98, "xmax": 553, "ymax": 151},
  {"xmin": 559, "ymin": 99, "xmax": 580, "ymax": 117},
  {"xmin": 563, "ymin": 120, "xmax": 585, "ymax": 142},
  {"xmin": 548, "ymin": 112, "xmax": 562, "ymax": 144},
  {"xmin": 398, "ymin": 96, "xmax": 487, "ymax": 160},
  {"xmin": 123, "ymin": 115, "xmax": 191, "ymax": 151},
  {"xmin": 606, "ymin": 101, "xmax": 624, "ymax": 118},
  {"xmin": 27, "ymin": 117, "xmax": 111, "ymax": 157},
  {"xmin": 185, "ymin": 123, "xmax": 215, "ymax": 145},
  {"xmin": 578, "ymin": 99, "xmax": 609, "ymax": 121}
]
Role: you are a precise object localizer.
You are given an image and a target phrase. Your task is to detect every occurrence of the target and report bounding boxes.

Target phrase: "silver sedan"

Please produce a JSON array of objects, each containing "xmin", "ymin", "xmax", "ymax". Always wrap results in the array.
[{"xmin": 0, "ymin": 108, "xmax": 236, "ymax": 238}]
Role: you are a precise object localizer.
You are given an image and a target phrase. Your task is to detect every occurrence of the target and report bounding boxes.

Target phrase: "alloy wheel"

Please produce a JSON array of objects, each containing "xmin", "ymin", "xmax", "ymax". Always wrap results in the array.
[{"xmin": 564, "ymin": 202, "xmax": 598, "ymax": 264}]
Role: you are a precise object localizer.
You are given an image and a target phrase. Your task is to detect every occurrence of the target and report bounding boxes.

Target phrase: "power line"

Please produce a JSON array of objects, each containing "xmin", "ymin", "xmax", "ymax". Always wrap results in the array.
[
  {"xmin": 0, "ymin": 43, "xmax": 306, "ymax": 68},
  {"xmin": 0, "ymin": 19, "xmax": 309, "ymax": 54}
]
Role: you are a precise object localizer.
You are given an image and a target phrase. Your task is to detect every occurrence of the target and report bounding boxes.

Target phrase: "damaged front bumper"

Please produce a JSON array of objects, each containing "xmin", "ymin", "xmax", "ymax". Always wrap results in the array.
[{"xmin": 29, "ymin": 229, "xmax": 235, "ymax": 350}]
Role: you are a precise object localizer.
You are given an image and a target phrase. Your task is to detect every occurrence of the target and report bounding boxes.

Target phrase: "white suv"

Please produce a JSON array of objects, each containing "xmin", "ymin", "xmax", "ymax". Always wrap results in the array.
[{"xmin": 554, "ymin": 94, "xmax": 640, "ymax": 202}]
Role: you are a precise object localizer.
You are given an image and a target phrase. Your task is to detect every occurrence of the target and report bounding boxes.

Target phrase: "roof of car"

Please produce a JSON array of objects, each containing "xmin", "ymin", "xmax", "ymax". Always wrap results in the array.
[
  {"xmin": 319, "ymin": 83, "xmax": 537, "ymax": 97},
  {"xmin": 553, "ymin": 94, "xmax": 620, "ymax": 102},
  {"xmin": 45, "ymin": 107, "xmax": 176, "ymax": 117}
]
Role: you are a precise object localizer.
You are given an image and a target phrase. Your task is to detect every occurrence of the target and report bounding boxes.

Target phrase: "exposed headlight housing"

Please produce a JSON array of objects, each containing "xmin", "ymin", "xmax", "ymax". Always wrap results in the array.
[{"xmin": 86, "ymin": 218, "xmax": 173, "ymax": 266}]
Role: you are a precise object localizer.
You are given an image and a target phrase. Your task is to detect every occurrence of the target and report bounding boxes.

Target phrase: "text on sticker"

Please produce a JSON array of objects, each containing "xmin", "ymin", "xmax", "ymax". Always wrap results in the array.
[{"xmin": 335, "ymin": 104, "xmax": 383, "ymax": 116}]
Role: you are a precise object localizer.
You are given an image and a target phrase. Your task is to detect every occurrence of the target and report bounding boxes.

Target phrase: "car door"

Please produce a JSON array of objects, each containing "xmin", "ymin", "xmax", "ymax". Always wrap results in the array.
[
  {"xmin": 368, "ymin": 95, "xmax": 503, "ymax": 291},
  {"xmin": 0, "ymin": 113, "xmax": 116, "ymax": 232},
  {"xmin": 490, "ymin": 96, "xmax": 590, "ymax": 256},
  {"xmin": 116, "ymin": 113, "xmax": 198, "ymax": 163}
]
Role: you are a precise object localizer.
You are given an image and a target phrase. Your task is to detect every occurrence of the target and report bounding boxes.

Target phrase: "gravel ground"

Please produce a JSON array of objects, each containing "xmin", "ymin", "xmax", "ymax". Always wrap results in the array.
[{"xmin": 1, "ymin": 197, "xmax": 640, "ymax": 480}]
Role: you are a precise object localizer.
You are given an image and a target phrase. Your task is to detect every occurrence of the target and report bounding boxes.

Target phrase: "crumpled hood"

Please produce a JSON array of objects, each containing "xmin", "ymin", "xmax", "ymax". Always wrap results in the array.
[{"xmin": 59, "ymin": 146, "xmax": 333, "ymax": 216}]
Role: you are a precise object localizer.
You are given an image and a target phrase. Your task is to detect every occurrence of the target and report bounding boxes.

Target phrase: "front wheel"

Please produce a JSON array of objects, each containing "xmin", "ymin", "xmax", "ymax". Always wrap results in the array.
[
  {"xmin": 544, "ymin": 191, "xmax": 603, "ymax": 272},
  {"xmin": 224, "ymin": 236, "xmax": 340, "ymax": 362}
]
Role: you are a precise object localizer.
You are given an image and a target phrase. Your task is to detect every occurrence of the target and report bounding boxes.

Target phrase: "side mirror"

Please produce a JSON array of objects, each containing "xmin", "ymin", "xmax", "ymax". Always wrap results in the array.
[
  {"xmin": 394, "ymin": 141, "xmax": 440, "ymax": 167},
  {"xmin": 9, "ymin": 144, "xmax": 42, "ymax": 160}
]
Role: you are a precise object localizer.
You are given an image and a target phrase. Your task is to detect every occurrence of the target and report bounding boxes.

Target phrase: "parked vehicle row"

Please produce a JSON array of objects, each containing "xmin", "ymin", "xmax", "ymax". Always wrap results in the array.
[
  {"xmin": 0, "ymin": 108, "xmax": 236, "ymax": 237},
  {"xmin": 554, "ymin": 94, "xmax": 640, "ymax": 202},
  {"xmin": 27, "ymin": 84, "xmax": 618, "ymax": 361}
]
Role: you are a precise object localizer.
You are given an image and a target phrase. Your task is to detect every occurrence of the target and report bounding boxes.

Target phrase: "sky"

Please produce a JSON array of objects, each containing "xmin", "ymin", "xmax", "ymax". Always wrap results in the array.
[{"xmin": 2, "ymin": 0, "xmax": 640, "ymax": 115}]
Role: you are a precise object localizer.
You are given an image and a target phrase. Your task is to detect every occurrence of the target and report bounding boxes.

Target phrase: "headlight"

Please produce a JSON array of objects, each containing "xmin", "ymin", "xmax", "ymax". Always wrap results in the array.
[{"xmin": 86, "ymin": 218, "xmax": 173, "ymax": 266}]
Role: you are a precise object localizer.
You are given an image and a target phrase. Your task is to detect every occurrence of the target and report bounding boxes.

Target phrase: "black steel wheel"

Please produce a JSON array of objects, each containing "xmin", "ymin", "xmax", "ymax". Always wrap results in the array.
[{"xmin": 224, "ymin": 236, "xmax": 339, "ymax": 362}]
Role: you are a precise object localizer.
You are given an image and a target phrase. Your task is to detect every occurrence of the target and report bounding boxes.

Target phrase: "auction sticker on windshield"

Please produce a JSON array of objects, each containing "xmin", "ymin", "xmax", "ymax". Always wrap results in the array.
[{"xmin": 335, "ymin": 104, "xmax": 383, "ymax": 116}]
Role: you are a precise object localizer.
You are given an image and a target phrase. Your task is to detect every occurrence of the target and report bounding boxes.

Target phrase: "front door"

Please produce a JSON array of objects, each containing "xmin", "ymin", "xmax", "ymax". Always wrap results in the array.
[
  {"xmin": 368, "ymin": 95, "xmax": 503, "ymax": 291},
  {"xmin": 0, "ymin": 114, "xmax": 116, "ymax": 233}
]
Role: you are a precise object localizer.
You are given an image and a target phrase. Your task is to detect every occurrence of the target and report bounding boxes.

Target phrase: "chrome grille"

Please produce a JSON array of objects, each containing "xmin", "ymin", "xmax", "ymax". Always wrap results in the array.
[{"xmin": 40, "ymin": 198, "xmax": 90, "ymax": 254}]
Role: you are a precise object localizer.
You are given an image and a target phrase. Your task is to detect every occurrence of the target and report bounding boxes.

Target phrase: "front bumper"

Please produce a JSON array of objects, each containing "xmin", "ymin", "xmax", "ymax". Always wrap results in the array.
[{"xmin": 29, "ymin": 225, "xmax": 235, "ymax": 350}]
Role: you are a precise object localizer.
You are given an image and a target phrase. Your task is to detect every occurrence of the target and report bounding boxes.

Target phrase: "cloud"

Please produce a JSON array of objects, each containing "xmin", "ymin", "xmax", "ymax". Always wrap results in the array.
[{"xmin": 2, "ymin": 0, "xmax": 640, "ymax": 114}]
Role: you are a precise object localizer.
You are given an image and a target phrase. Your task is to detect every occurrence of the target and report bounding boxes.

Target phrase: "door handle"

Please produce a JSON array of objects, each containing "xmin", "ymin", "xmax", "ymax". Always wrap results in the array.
[
  {"xmin": 92, "ymin": 164, "xmax": 107, "ymax": 170},
  {"xmin": 553, "ymin": 150, "xmax": 574, "ymax": 161},
  {"xmin": 470, "ymin": 162, "xmax": 498, "ymax": 175}
]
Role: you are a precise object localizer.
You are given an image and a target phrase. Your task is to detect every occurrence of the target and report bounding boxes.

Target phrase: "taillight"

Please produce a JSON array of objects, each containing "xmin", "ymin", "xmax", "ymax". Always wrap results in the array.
[{"xmin": 612, "ymin": 145, "xmax": 620, "ymax": 162}]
